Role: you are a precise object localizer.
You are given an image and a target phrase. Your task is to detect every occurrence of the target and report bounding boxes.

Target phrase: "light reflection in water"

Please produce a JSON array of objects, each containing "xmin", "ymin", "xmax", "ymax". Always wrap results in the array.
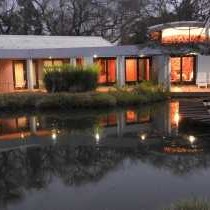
[
  {"xmin": 0, "ymin": 101, "xmax": 209, "ymax": 210},
  {"xmin": 0, "ymin": 101, "xmax": 205, "ymax": 153},
  {"xmin": 170, "ymin": 101, "xmax": 180, "ymax": 136}
]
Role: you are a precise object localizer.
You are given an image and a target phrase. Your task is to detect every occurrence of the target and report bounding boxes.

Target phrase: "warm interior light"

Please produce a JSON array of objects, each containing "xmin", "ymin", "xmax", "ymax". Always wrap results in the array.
[
  {"xmin": 20, "ymin": 133, "xmax": 25, "ymax": 139},
  {"xmin": 141, "ymin": 134, "xmax": 146, "ymax": 141},
  {"xmin": 174, "ymin": 112, "xmax": 180, "ymax": 126},
  {"xmin": 95, "ymin": 133, "xmax": 100, "ymax": 141},
  {"xmin": 51, "ymin": 130, "xmax": 57, "ymax": 140},
  {"xmin": 188, "ymin": 135, "xmax": 196, "ymax": 144},
  {"xmin": 170, "ymin": 102, "xmax": 180, "ymax": 127},
  {"xmin": 162, "ymin": 27, "xmax": 207, "ymax": 44}
]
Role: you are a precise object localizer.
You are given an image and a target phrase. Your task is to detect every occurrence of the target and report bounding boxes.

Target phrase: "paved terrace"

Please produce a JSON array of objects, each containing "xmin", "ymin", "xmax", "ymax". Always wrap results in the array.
[{"xmin": 171, "ymin": 85, "xmax": 210, "ymax": 97}]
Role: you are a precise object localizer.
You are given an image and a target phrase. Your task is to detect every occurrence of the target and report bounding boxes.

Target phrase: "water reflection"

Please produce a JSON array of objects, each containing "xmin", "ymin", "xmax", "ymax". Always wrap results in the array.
[{"xmin": 0, "ymin": 101, "xmax": 210, "ymax": 210}]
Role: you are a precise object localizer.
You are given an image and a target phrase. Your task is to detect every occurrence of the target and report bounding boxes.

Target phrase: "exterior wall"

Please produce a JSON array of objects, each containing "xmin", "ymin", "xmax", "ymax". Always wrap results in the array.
[
  {"xmin": 0, "ymin": 56, "xmax": 162, "ymax": 92},
  {"xmin": 153, "ymin": 55, "xmax": 170, "ymax": 90},
  {"xmin": 37, "ymin": 60, "xmax": 44, "ymax": 88},
  {"xmin": 0, "ymin": 60, "xmax": 14, "ymax": 92},
  {"xmin": 197, "ymin": 55, "xmax": 210, "ymax": 74},
  {"xmin": 117, "ymin": 56, "xmax": 125, "ymax": 87}
]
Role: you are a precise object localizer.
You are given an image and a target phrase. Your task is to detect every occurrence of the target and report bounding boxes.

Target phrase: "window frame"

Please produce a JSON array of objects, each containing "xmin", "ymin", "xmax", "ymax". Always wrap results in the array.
[
  {"xmin": 125, "ymin": 57, "xmax": 152, "ymax": 84},
  {"xmin": 170, "ymin": 55, "xmax": 196, "ymax": 84}
]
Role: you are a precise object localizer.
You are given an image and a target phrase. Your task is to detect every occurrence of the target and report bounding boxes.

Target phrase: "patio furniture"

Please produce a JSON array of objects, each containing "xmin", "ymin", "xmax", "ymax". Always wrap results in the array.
[{"xmin": 196, "ymin": 72, "xmax": 208, "ymax": 88}]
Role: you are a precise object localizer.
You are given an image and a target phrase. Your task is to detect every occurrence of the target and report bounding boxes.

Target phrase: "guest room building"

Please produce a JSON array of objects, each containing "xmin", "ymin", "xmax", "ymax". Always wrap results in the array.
[{"xmin": 0, "ymin": 20, "xmax": 209, "ymax": 92}]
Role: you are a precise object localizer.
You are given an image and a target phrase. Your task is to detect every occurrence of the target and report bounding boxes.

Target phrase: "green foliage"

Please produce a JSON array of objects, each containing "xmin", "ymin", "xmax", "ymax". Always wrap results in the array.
[
  {"xmin": 92, "ymin": 93, "xmax": 117, "ymax": 108},
  {"xmin": 43, "ymin": 64, "xmax": 99, "ymax": 93},
  {"xmin": 0, "ymin": 82, "xmax": 167, "ymax": 111},
  {"xmin": 165, "ymin": 199, "xmax": 210, "ymax": 210},
  {"xmin": 111, "ymin": 92, "xmax": 147, "ymax": 106},
  {"xmin": 0, "ymin": 93, "xmax": 45, "ymax": 110}
]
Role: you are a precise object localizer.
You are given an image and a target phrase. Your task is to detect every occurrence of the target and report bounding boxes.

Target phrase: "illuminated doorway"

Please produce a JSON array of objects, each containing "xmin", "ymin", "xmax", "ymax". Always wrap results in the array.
[
  {"xmin": 125, "ymin": 58, "xmax": 151, "ymax": 83},
  {"xmin": 13, "ymin": 61, "xmax": 27, "ymax": 89},
  {"xmin": 95, "ymin": 58, "xmax": 116, "ymax": 84},
  {"xmin": 170, "ymin": 56, "xmax": 196, "ymax": 84}
]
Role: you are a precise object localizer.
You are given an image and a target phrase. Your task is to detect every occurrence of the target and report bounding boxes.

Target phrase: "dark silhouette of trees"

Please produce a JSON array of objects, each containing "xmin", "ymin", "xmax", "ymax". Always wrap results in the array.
[{"xmin": 0, "ymin": 0, "xmax": 209, "ymax": 43}]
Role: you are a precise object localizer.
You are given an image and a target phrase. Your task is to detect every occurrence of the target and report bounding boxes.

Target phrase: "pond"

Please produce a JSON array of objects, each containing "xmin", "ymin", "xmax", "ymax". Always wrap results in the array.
[{"xmin": 0, "ymin": 100, "xmax": 210, "ymax": 210}]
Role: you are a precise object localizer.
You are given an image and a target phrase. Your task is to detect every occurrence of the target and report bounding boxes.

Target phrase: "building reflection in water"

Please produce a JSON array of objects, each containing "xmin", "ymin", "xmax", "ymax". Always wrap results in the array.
[
  {"xmin": 170, "ymin": 101, "xmax": 180, "ymax": 136},
  {"xmin": 0, "ymin": 101, "xmax": 204, "ymax": 153}
]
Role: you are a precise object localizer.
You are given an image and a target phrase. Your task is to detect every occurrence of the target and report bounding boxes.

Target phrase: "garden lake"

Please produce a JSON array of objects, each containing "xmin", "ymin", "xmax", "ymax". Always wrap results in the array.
[{"xmin": 0, "ymin": 100, "xmax": 210, "ymax": 210}]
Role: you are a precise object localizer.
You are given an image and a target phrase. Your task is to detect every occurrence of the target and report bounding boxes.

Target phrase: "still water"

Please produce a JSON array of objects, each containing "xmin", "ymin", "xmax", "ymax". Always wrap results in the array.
[{"xmin": 0, "ymin": 101, "xmax": 210, "ymax": 210}]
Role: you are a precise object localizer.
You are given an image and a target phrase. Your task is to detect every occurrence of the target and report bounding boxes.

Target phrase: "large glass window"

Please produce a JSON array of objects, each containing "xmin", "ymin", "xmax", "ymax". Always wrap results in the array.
[
  {"xmin": 95, "ymin": 58, "xmax": 116, "ymax": 84},
  {"xmin": 170, "ymin": 57, "xmax": 181, "ymax": 82},
  {"xmin": 125, "ymin": 59, "xmax": 138, "ymax": 82},
  {"xmin": 125, "ymin": 58, "xmax": 150, "ymax": 83},
  {"xmin": 13, "ymin": 61, "xmax": 27, "ymax": 89},
  {"xmin": 138, "ymin": 59, "xmax": 150, "ymax": 81},
  {"xmin": 182, "ymin": 57, "xmax": 194, "ymax": 82},
  {"xmin": 170, "ymin": 56, "xmax": 195, "ymax": 83},
  {"xmin": 107, "ymin": 59, "xmax": 116, "ymax": 83},
  {"xmin": 43, "ymin": 59, "xmax": 69, "ymax": 67}
]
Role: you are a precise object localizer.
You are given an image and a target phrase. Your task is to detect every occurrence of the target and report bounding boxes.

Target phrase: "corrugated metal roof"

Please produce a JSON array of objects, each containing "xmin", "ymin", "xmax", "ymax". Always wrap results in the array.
[{"xmin": 0, "ymin": 35, "xmax": 113, "ymax": 49}]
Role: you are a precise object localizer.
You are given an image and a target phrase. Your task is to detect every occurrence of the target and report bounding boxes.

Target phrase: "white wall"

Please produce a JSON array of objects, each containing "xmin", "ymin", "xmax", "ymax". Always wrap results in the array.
[
  {"xmin": 153, "ymin": 55, "xmax": 170, "ymax": 90},
  {"xmin": 197, "ymin": 55, "xmax": 210, "ymax": 73}
]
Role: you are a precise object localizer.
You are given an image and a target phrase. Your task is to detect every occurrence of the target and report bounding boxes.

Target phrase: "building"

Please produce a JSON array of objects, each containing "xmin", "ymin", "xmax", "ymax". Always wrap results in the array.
[{"xmin": 0, "ymin": 21, "xmax": 210, "ymax": 92}]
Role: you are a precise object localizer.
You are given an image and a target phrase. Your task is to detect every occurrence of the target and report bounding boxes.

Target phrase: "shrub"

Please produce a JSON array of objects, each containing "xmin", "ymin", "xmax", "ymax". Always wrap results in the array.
[
  {"xmin": 111, "ymin": 92, "xmax": 147, "ymax": 106},
  {"xmin": 133, "ymin": 81, "xmax": 164, "ymax": 95},
  {"xmin": 0, "ymin": 93, "xmax": 45, "ymax": 110},
  {"xmin": 36, "ymin": 93, "xmax": 73, "ymax": 110},
  {"xmin": 92, "ymin": 93, "xmax": 117, "ymax": 107},
  {"xmin": 43, "ymin": 64, "xmax": 99, "ymax": 93}
]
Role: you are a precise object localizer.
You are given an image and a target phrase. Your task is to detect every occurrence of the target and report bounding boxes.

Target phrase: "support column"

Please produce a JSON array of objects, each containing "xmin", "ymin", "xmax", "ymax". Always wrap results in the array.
[
  {"xmin": 117, "ymin": 111, "xmax": 126, "ymax": 138},
  {"xmin": 157, "ymin": 55, "xmax": 171, "ymax": 91},
  {"xmin": 117, "ymin": 56, "xmax": 125, "ymax": 87},
  {"xmin": 29, "ymin": 116, "xmax": 37, "ymax": 135},
  {"xmin": 70, "ymin": 58, "xmax": 77, "ymax": 66},
  {"xmin": 164, "ymin": 55, "xmax": 171, "ymax": 91},
  {"xmin": 27, "ymin": 59, "xmax": 34, "ymax": 91},
  {"xmin": 84, "ymin": 57, "xmax": 94, "ymax": 66}
]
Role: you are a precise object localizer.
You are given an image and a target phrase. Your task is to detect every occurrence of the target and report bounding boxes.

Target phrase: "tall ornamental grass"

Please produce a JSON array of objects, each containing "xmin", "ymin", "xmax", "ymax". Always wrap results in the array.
[{"xmin": 43, "ymin": 64, "xmax": 99, "ymax": 93}]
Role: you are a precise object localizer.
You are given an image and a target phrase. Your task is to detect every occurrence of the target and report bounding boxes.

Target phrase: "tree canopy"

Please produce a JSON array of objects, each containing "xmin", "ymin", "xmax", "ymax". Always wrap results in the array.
[{"xmin": 0, "ymin": 0, "xmax": 209, "ymax": 44}]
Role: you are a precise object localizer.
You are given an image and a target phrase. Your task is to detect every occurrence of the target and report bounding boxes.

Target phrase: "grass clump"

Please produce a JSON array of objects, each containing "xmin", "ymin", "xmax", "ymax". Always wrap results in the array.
[
  {"xmin": 92, "ymin": 93, "xmax": 117, "ymax": 108},
  {"xmin": 0, "ymin": 81, "xmax": 167, "ymax": 111},
  {"xmin": 43, "ymin": 64, "xmax": 99, "ymax": 93},
  {"xmin": 165, "ymin": 199, "xmax": 210, "ymax": 210}
]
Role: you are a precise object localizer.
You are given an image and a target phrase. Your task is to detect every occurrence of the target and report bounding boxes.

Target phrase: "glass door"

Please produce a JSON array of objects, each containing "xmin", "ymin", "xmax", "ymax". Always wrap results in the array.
[
  {"xmin": 14, "ymin": 61, "xmax": 27, "ymax": 89},
  {"xmin": 138, "ymin": 58, "xmax": 150, "ymax": 81},
  {"xmin": 125, "ymin": 58, "xmax": 138, "ymax": 82},
  {"xmin": 170, "ymin": 56, "xmax": 195, "ymax": 84},
  {"xmin": 170, "ymin": 57, "xmax": 181, "ymax": 83},
  {"xmin": 182, "ymin": 57, "xmax": 194, "ymax": 82}
]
